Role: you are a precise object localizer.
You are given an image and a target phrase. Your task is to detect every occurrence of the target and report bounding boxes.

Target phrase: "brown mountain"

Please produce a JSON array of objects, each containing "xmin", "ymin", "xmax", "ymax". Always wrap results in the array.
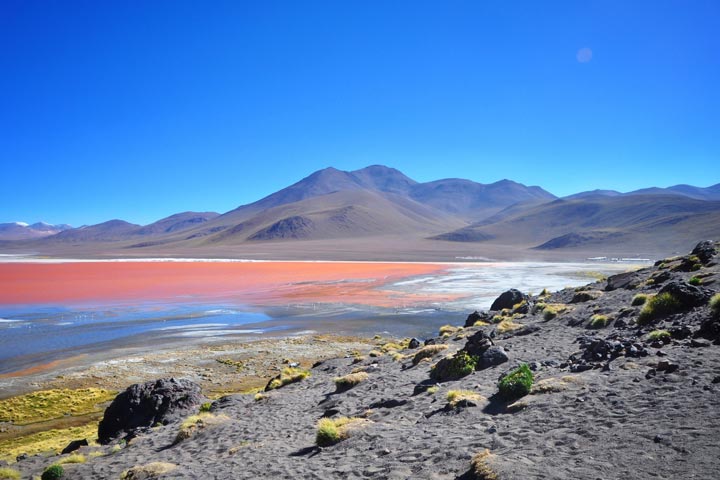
[{"xmin": 436, "ymin": 194, "xmax": 720, "ymax": 253}]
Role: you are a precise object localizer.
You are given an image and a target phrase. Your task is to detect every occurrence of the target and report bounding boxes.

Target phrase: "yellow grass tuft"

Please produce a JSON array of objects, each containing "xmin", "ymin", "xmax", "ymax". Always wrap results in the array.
[
  {"xmin": 266, "ymin": 367, "xmax": 311, "ymax": 390},
  {"xmin": 175, "ymin": 413, "xmax": 229, "ymax": 444},
  {"xmin": 121, "ymin": 462, "xmax": 177, "ymax": 479},
  {"xmin": 334, "ymin": 372, "xmax": 369, "ymax": 390},
  {"xmin": 446, "ymin": 389, "xmax": 484, "ymax": 408},
  {"xmin": 57, "ymin": 453, "xmax": 86, "ymax": 464},
  {"xmin": 470, "ymin": 449, "xmax": 498, "ymax": 480},
  {"xmin": 316, "ymin": 417, "xmax": 366, "ymax": 447},
  {"xmin": 496, "ymin": 319, "xmax": 522, "ymax": 333},
  {"xmin": 531, "ymin": 378, "xmax": 568, "ymax": 394},
  {"xmin": 412, "ymin": 344, "xmax": 448, "ymax": 365}
]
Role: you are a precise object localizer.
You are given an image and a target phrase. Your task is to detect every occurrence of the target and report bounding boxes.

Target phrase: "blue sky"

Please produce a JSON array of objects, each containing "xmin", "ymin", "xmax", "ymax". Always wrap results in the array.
[{"xmin": 1, "ymin": 0, "xmax": 718, "ymax": 226}]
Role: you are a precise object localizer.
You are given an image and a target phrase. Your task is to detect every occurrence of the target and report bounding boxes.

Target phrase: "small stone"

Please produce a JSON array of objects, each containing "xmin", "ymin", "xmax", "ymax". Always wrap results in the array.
[
  {"xmin": 691, "ymin": 339, "xmax": 711, "ymax": 348},
  {"xmin": 408, "ymin": 338, "xmax": 421, "ymax": 349},
  {"xmin": 712, "ymin": 376, "xmax": 720, "ymax": 384}
]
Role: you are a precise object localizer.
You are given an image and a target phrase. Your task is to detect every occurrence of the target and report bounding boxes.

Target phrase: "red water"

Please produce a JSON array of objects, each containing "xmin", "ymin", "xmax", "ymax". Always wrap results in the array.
[{"xmin": 0, "ymin": 261, "xmax": 459, "ymax": 307}]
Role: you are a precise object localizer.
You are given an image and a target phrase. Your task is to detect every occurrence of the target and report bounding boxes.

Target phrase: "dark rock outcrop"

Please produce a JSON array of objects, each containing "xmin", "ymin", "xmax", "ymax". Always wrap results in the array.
[
  {"xmin": 98, "ymin": 378, "xmax": 204, "ymax": 444},
  {"xmin": 659, "ymin": 281, "xmax": 711, "ymax": 308},
  {"xmin": 480, "ymin": 346, "xmax": 509, "ymax": 368},
  {"xmin": 605, "ymin": 271, "xmax": 639, "ymax": 291},
  {"xmin": 692, "ymin": 240, "xmax": 717, "ymax": 264},
  {"xmin": 490, "ymin": 289, "xmax": 527, "ymax": 311},
  {"xmin": 61, "ymin": 439, "xmax": 88, "ymax": 454},
  {"xmin": 464, "ymin": 310, "xmax": 491, "ymax": 327}
]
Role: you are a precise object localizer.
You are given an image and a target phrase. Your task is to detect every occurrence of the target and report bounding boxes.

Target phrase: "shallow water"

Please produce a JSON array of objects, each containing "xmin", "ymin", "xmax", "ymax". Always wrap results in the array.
[{"xmin": 0, "ymin": 260, "xmax": 637, "ymax": 374}]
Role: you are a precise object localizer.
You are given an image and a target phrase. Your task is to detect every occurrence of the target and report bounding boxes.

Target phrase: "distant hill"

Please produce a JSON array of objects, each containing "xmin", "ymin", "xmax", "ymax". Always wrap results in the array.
[
  {"xmin": 436, "ymin": 194, "xmax": 720, "ymax": 253},
  {"xmin": 0, "ymin": 222, "xmax": 72, "ymax": 240},
  {"xmin": 566, "ymin": 183, "xmax": 720, "ymax": 201}
]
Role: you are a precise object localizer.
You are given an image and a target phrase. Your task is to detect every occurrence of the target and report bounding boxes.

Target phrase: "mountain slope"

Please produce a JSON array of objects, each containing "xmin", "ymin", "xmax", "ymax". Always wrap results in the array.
[{"xmin": 436, "ymin": 195, "xmax": 720, "ymax": 252}]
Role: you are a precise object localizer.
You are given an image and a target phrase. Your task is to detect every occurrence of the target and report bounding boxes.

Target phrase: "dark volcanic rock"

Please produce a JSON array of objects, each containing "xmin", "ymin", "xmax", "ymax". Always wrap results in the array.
[
  {"xmin": 98, "ymin": 378, "xmax": 204, "ymax": 444},
  {"xmin": 463, "ymin": 330, "xmax": 494, "ymax": 357},
  {"xmin": 464, "ymin": 310, "xmax": 491, "ymax": 327},
  {"xmin": 480, "ymin": 346, "xmax": 509, "ymax": 368},
  {"xmin": 696, "ymin": 317, "xmax": 720, "ymax": 343},
  {"xmin": 605, "ymin": 271, "xmax": 640, "ymax": 291},
  {"xmin": 691, "ymin": 240, "xmax": 717, "ymax": 264},
  {"xmin": 490, "ymin": 289, "xmax": 527, "ymax": 311},
  {"xmin": 61, "ymin": 439, "xmax": 88, "ymax": 454},
  {"xmin": 659, "ymin": 281, "xmax": 710, "ymax": 308},
  {"xmin": 408, "ymin": 338, "xmax": 421, "ymax": 349}
]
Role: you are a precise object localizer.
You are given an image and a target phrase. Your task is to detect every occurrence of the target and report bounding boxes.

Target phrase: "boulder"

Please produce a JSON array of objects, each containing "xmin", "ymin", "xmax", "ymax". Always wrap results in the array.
[
  {"xmin": 98, "ymin": 378, "xmax": 204, "ymax": 444},
  {"xmin": 659, "ymin": 282, "xmax": 710, "ymax": 308},
  {"xmin": 408, "ymin": 338, "xmax": 421, "ymax": 349},
  {"xmin": 480, "ymin": 346, "xmax": 509, "ymax": 368},
  {"xmin": 463, "ymin": 330, "xmax": 494, "ymax": 357},
  {"xmin": 490, "ymin": 289, "xmax": 527, "ymax": 311},
  {"xmin": 692, "ymin": 240, "xmax": 717, "ymax": 264},
  {"xmin": 464, "ymin": 310, "xmax": 490, "ymax": 327},
  {"xmin": 61, "ymin": 439, "xmax": 88, "ymax": 454},
  {"xmin": 605, "ymin": 271, "xmax": 639, "ymax": 291}
]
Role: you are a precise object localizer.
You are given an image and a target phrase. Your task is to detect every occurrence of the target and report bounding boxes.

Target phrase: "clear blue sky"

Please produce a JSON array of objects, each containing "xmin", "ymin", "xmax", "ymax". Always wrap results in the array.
[{"xmin": 1, "ymin": 0, "xmax": 718, "ymax": 226}]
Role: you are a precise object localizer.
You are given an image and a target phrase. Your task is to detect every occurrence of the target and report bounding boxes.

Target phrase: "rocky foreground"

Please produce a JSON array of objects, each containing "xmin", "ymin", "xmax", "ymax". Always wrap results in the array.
[{"xmin": 10, "ymin": 242, "xmax": 720, "ymax": 479}]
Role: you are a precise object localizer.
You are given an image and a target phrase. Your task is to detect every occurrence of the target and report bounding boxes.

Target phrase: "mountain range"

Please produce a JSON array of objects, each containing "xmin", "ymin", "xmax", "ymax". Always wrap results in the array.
[{"xmin": 2, "ymin": 165, "xmax": 719, "ymax": 260}]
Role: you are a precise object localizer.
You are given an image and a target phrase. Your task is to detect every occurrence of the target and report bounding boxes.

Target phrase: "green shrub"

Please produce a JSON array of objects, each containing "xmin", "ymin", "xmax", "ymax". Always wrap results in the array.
[
  {"xmin": 688, "ymin": 276, "xmax": 702, "ymax": 286},
  {"xmin": 648, "ymin": 329, "xmax": 671, "ymax": 341},
  {"xmin": 498, "ymin": 364, "xmax": 534, "ymax": 400},
  {"xmin": 710, "ymin": 293, "xmax": 720, "ymax": 317},
  {"xmin": 631, "ymin": 294, "xmax": 648, "ymax": 306},
  {"xmin": 0, "ymin": 467, "xmax": 21, "ymax": 480},
  {"xmin": 41, "ymin": 465, "xmax": 64, "ymax": 480},
  {"xmin": 637, "ymin": 293, "xmax": 682, "ymax": 325},
  {"xmin": 430, "ymin": 351, "xmax": 479, "ymax": 382},
  {"xmin": 199, "ymin": 402, "xmax": 212, "ymax": 412},
  {"xmin": 589, "ymin": 314, "xmax": 609, "ymax": 329}
]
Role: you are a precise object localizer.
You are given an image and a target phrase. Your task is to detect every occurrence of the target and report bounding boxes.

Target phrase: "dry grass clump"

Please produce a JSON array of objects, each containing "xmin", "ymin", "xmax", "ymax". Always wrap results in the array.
[
  {"xmin": 531, "ymin": 377, "xmax": 568, "ymax": 394},
  {"xmin": 589, "ymin": 314, "xmax": 609, "ymax": 329},
  {"xmin": 266, "ymin": 367, "xmax": 311, "ymax": 390},
  {"xmin": 411, "ymin": 344, "xmax": 448, "ymax": 365},
  {"xmin": 469, "ymin": 449, "xmax": 498, "ymax": 480},
  {"xmin": 334, "ymin": 372, "xmax": 369, "ymax": 391},
  {"xmin": 0, "ymin": 388, "xmax": 116, "ymax": 425},
  {"xmin": 439, "ymin": 325, "xmax": 461, "ymax": 336},
  {"xmin": 0, "ymin": 422, "xmax": 98, "ymax": 463},
  {"xmin": 542, "ymin": 303, "xmax": 568, "ymax": 321},
  {"xmin": 473, "ymin": 320, "xmax": 490, "ymax": 327},
  {"xmin": 120, "ymin": 462, "xmax": 177, "ymax": 479},
  {"xmin": 57, "ymin": 453, "xmax": 86, "ymax": 464},
  {"xmin": 315, "ymin": 417, "xmax": 366, "ymax": 447},
  {"xmin": 496, "ymin": 319, "xmax": 522, "ymax": 333},
  {"xmin": 446, "ymin": 390, "xmax": 484, "ymax": 408},
  {"xmin": 631, "ymin": 294, "xmax": 649, "ymax": 306},
  {"xmin": 174, "ymin": 413, "xmax": 229, "ymax": 444},
  {"xmin": 711, "ymin": 293, "xmax": 720, "ymax": 317},
  {"xmin": 0, "ymin": 467, "xmax": 21, "ymax": 480}
]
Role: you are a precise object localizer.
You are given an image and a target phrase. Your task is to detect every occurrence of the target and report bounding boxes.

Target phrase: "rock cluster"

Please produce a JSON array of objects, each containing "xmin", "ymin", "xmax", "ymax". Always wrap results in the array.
[{"xmin": 98, "ymin": 378, "xmax": 204, "ymax": 444}]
